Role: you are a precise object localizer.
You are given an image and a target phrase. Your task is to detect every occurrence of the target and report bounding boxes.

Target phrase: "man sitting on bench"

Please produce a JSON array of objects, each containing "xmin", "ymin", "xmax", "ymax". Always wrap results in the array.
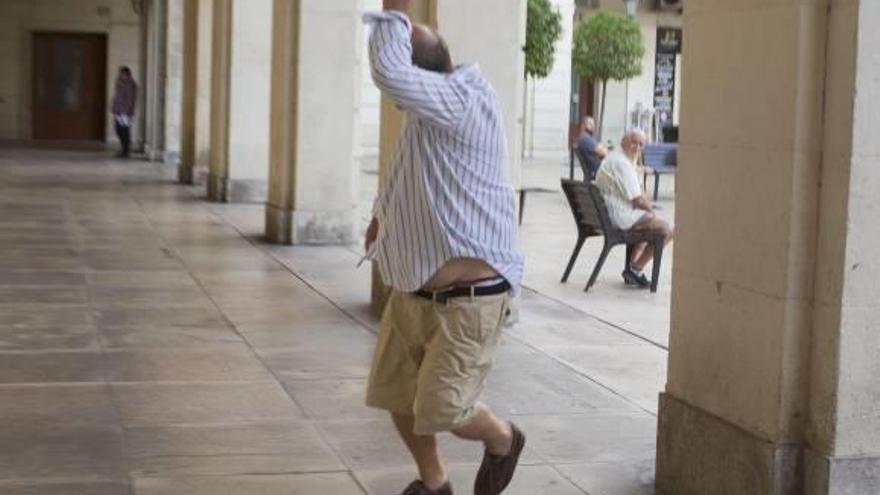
[
  {"xmin": 594, "ymin": 129, "xmax": 674, "ymax": 288},
  {"xmin": 573, "ymin": 116, "xmax": 608, "ymax": 179}
]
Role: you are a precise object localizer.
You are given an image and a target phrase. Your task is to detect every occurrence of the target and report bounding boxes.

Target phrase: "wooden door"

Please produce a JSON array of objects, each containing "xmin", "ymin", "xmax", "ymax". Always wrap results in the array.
[
  {"xmin": 568, "ymin": 77, "xmax": 595, "ymax": 145},
  {"xmin": 32, "ymin": 32, "xmax": 107, "ymax": 141}
]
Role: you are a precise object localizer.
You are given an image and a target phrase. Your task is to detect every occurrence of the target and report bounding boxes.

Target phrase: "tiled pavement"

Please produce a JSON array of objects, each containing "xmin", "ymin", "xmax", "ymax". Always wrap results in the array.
[{"xmin": 0, "ymin": 148, "xmax": 673, "ymax": 494}]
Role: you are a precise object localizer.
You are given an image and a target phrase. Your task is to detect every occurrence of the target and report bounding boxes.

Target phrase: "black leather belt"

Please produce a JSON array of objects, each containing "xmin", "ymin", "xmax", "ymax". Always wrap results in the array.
[{"xmin": 413, "ymin": 280, "xmax": 511, "ymax": 304}]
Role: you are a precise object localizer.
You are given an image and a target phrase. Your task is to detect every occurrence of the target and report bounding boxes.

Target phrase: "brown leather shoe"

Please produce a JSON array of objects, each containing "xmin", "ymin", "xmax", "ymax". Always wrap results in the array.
[
  {"xmin": 474, "ymin": 422, "xmax": 526, "ymax": 495},
  {"xmin": 399, "ymin": 480, "xmax": 453, "ymax": 495}
]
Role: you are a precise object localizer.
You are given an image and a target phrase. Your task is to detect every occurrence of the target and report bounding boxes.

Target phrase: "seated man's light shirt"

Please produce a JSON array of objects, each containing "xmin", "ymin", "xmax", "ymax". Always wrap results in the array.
[
  {"xmin": 594, "ymin": 151, "xmax": 645, "ymax": 230},
  {"xmin": 363, "ymin": 11, "xmax": 524, "ymax": 294}
]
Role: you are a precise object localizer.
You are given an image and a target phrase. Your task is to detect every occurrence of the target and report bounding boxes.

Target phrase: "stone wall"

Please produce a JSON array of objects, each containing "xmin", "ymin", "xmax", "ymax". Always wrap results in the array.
[{"xmin": 0, "ymin": 0, "xmax": 142, "ymax": 142}]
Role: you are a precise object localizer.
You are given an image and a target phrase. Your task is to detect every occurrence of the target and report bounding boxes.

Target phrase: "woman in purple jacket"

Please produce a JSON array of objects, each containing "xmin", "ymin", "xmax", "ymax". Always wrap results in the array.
[{"xmin": 111, "ymin": 66, "xmax": 137, "ymax": 158}]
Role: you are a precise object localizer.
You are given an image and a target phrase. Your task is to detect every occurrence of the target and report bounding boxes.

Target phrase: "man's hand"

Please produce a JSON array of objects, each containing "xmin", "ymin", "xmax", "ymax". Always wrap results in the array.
[
  {"xmin": 633, "ymin": 195, "xmax": 653, "ymax": 212},
  {"xmin": 383, "ymin": 0, "xmax": 411, "ymax": 12},
  {"xmin": 365, "ymin": 217, "xmax": 379, "ymax": 252}
]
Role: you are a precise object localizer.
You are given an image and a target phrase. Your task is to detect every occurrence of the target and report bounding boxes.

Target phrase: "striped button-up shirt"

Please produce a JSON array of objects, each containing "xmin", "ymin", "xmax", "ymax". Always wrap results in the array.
[{"xmin": 364, "ymin": 11, "xmax": 524, "ymax": 294}]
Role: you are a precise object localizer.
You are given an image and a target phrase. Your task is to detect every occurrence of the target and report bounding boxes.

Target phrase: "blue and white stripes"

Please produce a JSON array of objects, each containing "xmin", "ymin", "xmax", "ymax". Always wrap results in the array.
[{"xmin": 364, "ymin": 11, "xmax": 524, "ymax": 294}]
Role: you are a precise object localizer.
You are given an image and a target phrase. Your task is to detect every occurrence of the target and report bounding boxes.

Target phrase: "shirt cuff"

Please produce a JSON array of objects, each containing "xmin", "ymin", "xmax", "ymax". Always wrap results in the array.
[{"xmin": 362, "ymin": 10, "xmax": 412, "ymax": 32}]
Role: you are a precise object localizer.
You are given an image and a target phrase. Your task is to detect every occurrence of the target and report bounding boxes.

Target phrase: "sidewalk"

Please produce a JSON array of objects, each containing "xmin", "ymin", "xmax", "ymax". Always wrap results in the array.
[{"xmin": 0, "ymin": 148, "xmax": 670, "ymax": 494}]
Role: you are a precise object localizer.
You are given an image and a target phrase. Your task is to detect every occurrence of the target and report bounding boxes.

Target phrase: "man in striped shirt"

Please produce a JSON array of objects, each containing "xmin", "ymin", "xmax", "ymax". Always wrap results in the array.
[{"xmin": 362, "ymin": 2, "xmax": 526, "ymax": 494}]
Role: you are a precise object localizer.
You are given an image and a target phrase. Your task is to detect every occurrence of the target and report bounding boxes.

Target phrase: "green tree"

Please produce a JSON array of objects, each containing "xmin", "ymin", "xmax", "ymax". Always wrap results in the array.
[
  {"xmin": 524, "ymin": 0, "xmax": 563, "ymax": 78},
  {"xmin": 572, "ymin": 10, "xmax": 645, "ymax": 139}
]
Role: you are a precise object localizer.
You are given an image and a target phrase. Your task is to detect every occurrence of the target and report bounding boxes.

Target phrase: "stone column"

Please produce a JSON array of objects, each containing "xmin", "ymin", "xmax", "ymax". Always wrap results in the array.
[
  {"xmin": 144, "ymin": 0, "xmax": 167, "ymax": 160},
  {"xmin": 164, "ymin": 0, "xmax": 184, "ymax": 165},
  {"xmin": 806, "ymin": 1, "xmax": 880, "ymax": 493},
  {"xmin": 178, "ymin": 0, "xmax": 198, "ymax": 184},
  {"xmin": 265, "ymin": 0, "xmax": 362, "ymax": 244},
  {"xmin": 207, "ymin": 0, "xmax": 273, "ymax": 203},
  {"xmin": 206, "ymin": 0, "xmax": 232, "ymax": 200},
  {"xmin": 194, "ymin": 0, "xmax": 213, "ymax": 177},
  {"xmin": 656, "ymin": 1, "xmax": 880, "ymax": 494}
]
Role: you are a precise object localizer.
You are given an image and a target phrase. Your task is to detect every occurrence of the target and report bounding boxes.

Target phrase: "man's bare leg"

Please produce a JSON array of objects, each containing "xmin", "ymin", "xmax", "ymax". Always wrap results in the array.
[
  {"xmin": 630, "ymin": 242, "xmax": 648, "ymax": 269},
  {"xmin": 633, "ymin": 244, "xmax": 655, "ymax": 271},
  {"xmin": 451, "ymin": 402, "xmax": 513, "ymax": 455},
  {"xmin": 391, "ymin": 413, "xmax": 449, "ymax": 490},
  {"xmin": 631, "ymin": 217, "xmax": 674, "ymax": 271}
]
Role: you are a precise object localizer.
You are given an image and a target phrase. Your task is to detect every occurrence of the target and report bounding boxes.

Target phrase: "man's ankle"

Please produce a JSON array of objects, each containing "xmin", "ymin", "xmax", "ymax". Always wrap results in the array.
[
  {"xmin": 422, "ymin": 475, "xmax": 449, "ymax": 491},
  {"xmin": 486, "ymin": 420, "xmax": 513, "ymax": 456}
]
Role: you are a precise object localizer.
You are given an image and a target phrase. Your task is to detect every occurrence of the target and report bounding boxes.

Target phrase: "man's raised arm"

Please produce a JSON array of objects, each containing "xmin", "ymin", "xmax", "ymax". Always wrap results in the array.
[{"xmin": 365, "ymin": 2, "xmax": 469, "ymax": 128}]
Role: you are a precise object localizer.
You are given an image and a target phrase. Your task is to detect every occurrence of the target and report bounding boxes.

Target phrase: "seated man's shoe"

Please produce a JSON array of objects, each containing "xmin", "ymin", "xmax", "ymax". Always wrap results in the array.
[
  {"xmin": 400, "ymin": 480, "xmax": 453, "ymax": 495},
  {"xmin": 622, "ymin": 267, "xmax": 650, "ymax": 289},
  {"xmin": 474, "ymin": 422, "xmax": 526, "ymax": 495}
]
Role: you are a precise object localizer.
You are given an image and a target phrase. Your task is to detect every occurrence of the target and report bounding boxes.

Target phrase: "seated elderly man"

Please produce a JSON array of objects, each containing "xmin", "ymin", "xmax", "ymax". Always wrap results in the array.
[{"xmin": 594, "ymin": 129, "xmax": 674, "ymax": 288}]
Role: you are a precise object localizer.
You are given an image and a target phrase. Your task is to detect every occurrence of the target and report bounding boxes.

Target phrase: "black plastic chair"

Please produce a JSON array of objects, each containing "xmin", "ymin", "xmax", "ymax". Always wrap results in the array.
[{"xmin": 560, "ymin": 179, "xmax": 666, "ymax": 293}]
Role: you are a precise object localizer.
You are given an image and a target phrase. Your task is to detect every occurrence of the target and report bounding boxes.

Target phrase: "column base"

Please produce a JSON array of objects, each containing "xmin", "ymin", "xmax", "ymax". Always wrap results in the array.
[
  {"xmin": 207, "ymin": 173, "xmax": 267, "ymax": 203},
  {"xmin": 805, "ymin": 448, "xmax": 880, "ymax": 495},
  {"xmin": 177, "ymin": 163, "xmax": 194, "ymax": 185},
  {"xmin": 656, "ymin": 393, "xmax": 802, "ymax": 495},
  {"xmin": 264, "ymin": 205, "xmax": 356, "ymax": 245}
]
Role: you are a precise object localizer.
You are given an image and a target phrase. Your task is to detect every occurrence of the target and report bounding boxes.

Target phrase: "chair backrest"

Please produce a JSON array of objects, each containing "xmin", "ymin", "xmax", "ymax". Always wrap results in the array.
[
  {"xmin": 573, "ymin": 147, "xmax": 591, "ymax": 181},
  {"xmin": 643, "ymin": 143, "xmax": 678, "ymax": 167},
  {"xmin": 585, "ymin": 182, "xmax": 620, "ymax": 236},
  {"xmin": 560, "ymin": 179, "xmax": 612, "ymax": 236},
  {"xmin": 573, "ymin": 146, "xmax": 599, "ymax": 181}
]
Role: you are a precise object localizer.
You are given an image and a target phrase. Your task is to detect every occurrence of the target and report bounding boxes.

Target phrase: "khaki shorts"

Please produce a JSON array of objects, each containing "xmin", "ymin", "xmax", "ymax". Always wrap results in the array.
[{"xmin": 366, "ymin": 289, "xmax": 510, "ymax": 435}]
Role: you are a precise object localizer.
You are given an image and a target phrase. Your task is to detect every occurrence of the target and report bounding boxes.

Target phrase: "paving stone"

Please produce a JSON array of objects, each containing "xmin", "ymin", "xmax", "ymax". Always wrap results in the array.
[
  {"xmin": 94, "ymin": 307, "xmax": 227, "ymax": 328},
  {"xmin": 113, "ymin": 382, "xmax": 303, "ymax": 426},
  {"xmin": 0, "ymin": 384, "xmax": 118, "ymax": 428},
  {"xmin": 356, "ymin": 464, "xmax": 585, "ymax": 495},
  {"xmin": 317, "ymin": 419, "xmax": 541, "ymax": 471},
  {"xmin": 0, "ymin": 270, "xmax": 88, "ymax": 286},
  {"xmin": 282, "ymin": 379, "xmax": 384, "ymax": 421},
  {"xmin": 258, "ymin": 345, "xmax": 373, "ymax": 380},
  {"xmin": 99, "ymin": 326, "xmax": 242, "ymax": 349},
  {"xmin": 555, "ymin": 459, "xmax": 657, "ymax": 495},
  {"xmin": 0, "ymin": 425, "xmax": 125, "ymax": 479},
  {"xmin": 105, "ymin": 346, "xmax": 272, "ymax": 382},
  {"xmin": 514, "ymin": 414, "xmax": 657, "ymax": 464},
  {"xmin": 0, "ymin": 481, "xmax": 131, "ymax": 495},
  {"xmin": 125, "ymin": 423, "xmax": 344, "ymax": 472},
  {"xmin": 0, "ymin": 287, "xmax": 89, "ymax": 304},
  {"xmin": 134, "ymin": 473, "xmax": 364, "ymax": 495},
  {"xmin": 0, "ymin": 352, "xmax": 105, "ymax": 384},
  {"xmin": 0, "ymin": 326, "xmax": 99, "ymax": 351},
  {"xmin": 0, "ymin": 304, "xmax": 93, "ymax": 327}
]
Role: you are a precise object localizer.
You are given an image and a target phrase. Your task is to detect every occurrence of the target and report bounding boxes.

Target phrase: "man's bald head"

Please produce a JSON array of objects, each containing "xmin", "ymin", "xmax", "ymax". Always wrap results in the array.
[
  {"xmin": 621, "ymin": 129, "xmax": 647, "ymax": 161},
  {"xmin": 411, "ymin": 23, "xmax": 454, "ymax": 74}
]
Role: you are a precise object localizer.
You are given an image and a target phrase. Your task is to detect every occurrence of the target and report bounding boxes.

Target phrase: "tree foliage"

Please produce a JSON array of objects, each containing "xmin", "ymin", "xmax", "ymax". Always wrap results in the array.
[
  {"xmin": 572, "ymin": 10, "xmax": 644, "ymax": 83},
  {"xmin": 524, "ymin": 0, "xmax": 563, "ymax": 79},
  {"xmin": 572, "ymin": 10, "xmax": 645, "ymax": 139}
]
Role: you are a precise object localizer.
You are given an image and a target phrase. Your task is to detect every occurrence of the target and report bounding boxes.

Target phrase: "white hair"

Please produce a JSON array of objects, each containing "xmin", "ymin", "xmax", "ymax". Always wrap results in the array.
[{"xmin": 622, "ymin": 128, "xmax": 647, "ymax": 143}]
